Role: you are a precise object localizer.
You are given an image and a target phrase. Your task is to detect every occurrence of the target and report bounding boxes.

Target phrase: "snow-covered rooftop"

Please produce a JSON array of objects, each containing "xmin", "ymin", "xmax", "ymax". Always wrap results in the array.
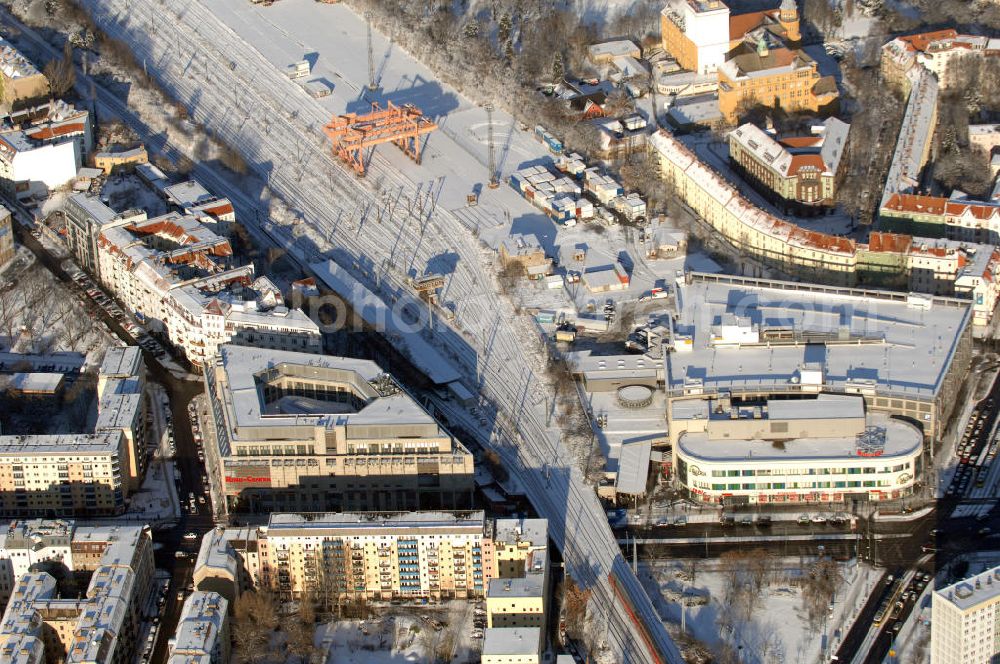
[
  {"xmin": 677, "ymin": 412, "xmax": 922, "ymax": 462},
  {"xmin": 667, "ymin": 273, "xmax": 971, "ymax": 400}
]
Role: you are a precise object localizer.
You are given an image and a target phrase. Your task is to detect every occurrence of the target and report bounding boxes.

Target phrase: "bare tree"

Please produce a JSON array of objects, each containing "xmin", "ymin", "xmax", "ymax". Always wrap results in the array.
[
  {"xmin": 44, "ymin": 42, "xmax": 76, "ymax": 98},
  {"xmin": 801, "ymin": 559, "xmax": 842, "ymax": 630},
  {"xmin": 232, "ymin": 591, "xmax": 279, "ymax": 663}
]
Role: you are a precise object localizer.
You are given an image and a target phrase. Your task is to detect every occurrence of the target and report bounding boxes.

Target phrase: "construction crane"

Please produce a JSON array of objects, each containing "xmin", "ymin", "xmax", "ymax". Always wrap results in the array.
[{"xmin": 323, "ymin": 101, "xmax": 438, "ymax": 176}]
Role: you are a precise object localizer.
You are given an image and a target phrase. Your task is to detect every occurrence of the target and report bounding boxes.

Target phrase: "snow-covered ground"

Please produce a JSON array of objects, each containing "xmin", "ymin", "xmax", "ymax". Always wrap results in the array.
[
  {"xmin": 317, "ymin": 603, "xmax": 481, "ymax": 664},
  {"xmin": 75, "ymin": 0, "xmax": 684, "ymax": 660},
  {"xmin": 641, "ymin": 557, "xmax": 876, "ymax": 664},
  {"xmin": 205, "ymin": 0, "xmax": 704, "ymax": 316}
]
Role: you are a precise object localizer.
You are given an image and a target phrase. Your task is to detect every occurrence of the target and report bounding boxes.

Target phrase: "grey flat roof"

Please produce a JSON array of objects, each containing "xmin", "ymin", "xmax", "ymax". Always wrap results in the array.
[
  {"xmin": 99, "ymin": 346, "xmax": 142, "ymax": 379},
  {"xmin": 218, "ymin": 345, "xmax": 442, "ymax": 436},
  {"xmin": 488, "ymin": 574, "xmax": 544, "ymax": 599},
  {"xmin": 267, "ymin": 511, "xmax": 486, "ymax": 535},
  {"xmin": 668, "ymin": 274, "xmax": 970, "ymax": 400},
  {"xmin": 482, "ymin": 628, "xmax": 542, "ymax": 656},
  {"xmin": 935, "ymin": 566, "xmax": 1000, "ymax": 612},
  {"xmin": 616, "ymin": 440, "xmax": 652, "ymax": 495}
]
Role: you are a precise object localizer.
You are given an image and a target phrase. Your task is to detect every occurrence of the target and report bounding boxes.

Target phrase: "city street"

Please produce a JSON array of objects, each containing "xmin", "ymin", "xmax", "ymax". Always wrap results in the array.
[{"xmin": 6, "ymin": 202, "xmax": 214, "ymax": 664}]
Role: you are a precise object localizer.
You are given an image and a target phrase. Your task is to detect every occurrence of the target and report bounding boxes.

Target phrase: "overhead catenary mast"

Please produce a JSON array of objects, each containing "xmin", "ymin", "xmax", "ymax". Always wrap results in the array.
[
  {"xmin": 486, "ymin": 102, "xmax": 498, "ymax": 189},
  {"xmin": 365, "ymin": 11, "xmax": 376, "ymax": 91}
]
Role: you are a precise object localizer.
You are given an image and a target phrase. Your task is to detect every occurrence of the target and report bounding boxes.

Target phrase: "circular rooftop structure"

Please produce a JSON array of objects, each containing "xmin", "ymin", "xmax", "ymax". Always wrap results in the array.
[{"xmin": 617, "ymin": 385, "xmax": 654, "ymax": 409}]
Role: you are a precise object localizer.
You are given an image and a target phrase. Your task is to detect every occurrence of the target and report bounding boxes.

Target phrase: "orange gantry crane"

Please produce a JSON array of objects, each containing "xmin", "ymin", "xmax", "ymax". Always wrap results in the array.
[{"xmin": 322, "ymin": 101, "xmax": 438, "ymax": 176}]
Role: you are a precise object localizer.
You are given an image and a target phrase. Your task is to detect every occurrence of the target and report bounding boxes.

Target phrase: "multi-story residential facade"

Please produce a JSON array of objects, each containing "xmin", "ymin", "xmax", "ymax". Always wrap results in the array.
[
  {"xmin": 486, "ymin": 518, "xmax": 548, "ymax": 629},
  {"xmin": 0, "ymin": 521, "xmax": 154, "ymax": 664},
  {"xmin": 168, "ymin": 591, "xmax": 230, "ymax": 664},
  {"xmin": 63, "ymin": 194, "xmax": 134, "ymax": 278},
  {"xmin": 0, "ymin": 102, "xmax": 92, "ymax": 201},
  {"xmin": 0, "ymin": 432, "xmax": 129, "ymax": 517},
  {"xmin": 92, "ymin": 204, "xmax": 321, "ymax": 368},
  {"xmin": 0, "ymin": 346, "xmax": 146, "ymax": 516},
  {"xmin": 670, "ymin": 394, "xmax": 923, "ymax": 504},
  {"xmin": 649, "ymin": 131, "xmax": 1000, "ymax": 331},
  {"xmin": 728, "ymin": 118, "xmax": 848, "ymax": 212},
  {"xmin": 882, "ymin": 29, "xmax": 1000, "ymax": 90},
  {"xmin": 257, "ymin": 512, "xmax": 489, "ymax": 601},
  {"xmin": 931, "ymin": 565, "xmax": 1000, "ymax": 664},
  {"xmin": 204, "ymin": 345, "xmax": 475, "ymax": 513},
  {"xmin": 0, "ymin": 203, "xmax": 12, "ymax": 267},
  {"xmin": 193, "ymin": 514, "xmax": 550, "ymax": 610},
  {"xmin": 0, "ymin": 39, "xmax": 49, "ymax": 110}
]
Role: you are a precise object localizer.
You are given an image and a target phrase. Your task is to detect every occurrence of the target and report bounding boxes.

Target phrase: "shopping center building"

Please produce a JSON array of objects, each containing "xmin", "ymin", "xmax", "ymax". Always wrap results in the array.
[{"xmin": 204, "ymin": 345, "xmax": 475, "ymax": 513}]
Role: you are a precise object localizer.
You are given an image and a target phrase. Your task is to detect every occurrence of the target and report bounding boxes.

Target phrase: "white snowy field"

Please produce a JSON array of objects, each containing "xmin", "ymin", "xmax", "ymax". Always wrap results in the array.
[
  {"xmin": 640, "ymin": 558, "xmax": 875, "ymax": 664},
  {"xmin": 203, "ymin": 0, "xmax": 693, "ymax": 312},
  {"xmin": 317, "ymin": 603, "xmax": 481, "ymax": 664}
]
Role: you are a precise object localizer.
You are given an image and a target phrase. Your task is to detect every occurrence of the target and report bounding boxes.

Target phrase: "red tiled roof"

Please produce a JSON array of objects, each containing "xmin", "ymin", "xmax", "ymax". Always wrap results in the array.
[
  {"xmin": 867, "ymin": 232, "xmax": 912, "ymax": 254},
  {"xmin": 787, "ymin": 153, "xmax": 826, "ymax": 173},
  {"xmin": 883, "ymin": 193, "xmax": 947, "ymax": 215},
  {"xmin": 25, "ymin": 123, "xmax": 85, "ymax": 141},
  {"xmin": 201, "ymin": 202, "xmax": 234, "ymax": 217},
  {"xmin": 945, "ymin": 200, "xmax": 1000, "ymax": 220},
  {"xmin": 789, "ymin": 227, "xmax": 854, "ymax": 253},
  {"xmin": 897, "ymin": 29, "xmax": 959, "ymax": 53},
  {"xmin": 729, "ymin": 10, "xmax": 774, "ymax": 42},
  {"xmin": 778, "ymin": 136, "xmax": 822, "ymax": 149}
]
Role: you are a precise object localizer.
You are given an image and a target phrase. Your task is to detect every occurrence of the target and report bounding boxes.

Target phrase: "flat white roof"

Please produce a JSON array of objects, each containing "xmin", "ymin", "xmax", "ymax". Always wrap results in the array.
[
  {"xmin": 482, "ymin": 627, "xmax": 542, "ymax": 656},
  {"xmin": 935, "ymin": 566, "xmax": 1000, "ymax": 612},
  {"xmin": 668, "ymin": 274, "xmax": 970, "ymax": 400},
  {"xmin": 678, "ymin": 413, "xmax": 922, "ymax": 462},
  {"xmin": 266, "ymin": 511, "xmax": 485, "ymax": 535}
]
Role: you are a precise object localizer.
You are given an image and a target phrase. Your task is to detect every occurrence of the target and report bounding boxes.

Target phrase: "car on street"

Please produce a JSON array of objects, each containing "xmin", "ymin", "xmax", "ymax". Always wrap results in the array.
[
  {"xmin": 811, "ymin": 515, "xmax": 828, "ymax": 524},
  {"xmin": 183, "ymin": 532, "xmax": 198, "ymax": 541}
]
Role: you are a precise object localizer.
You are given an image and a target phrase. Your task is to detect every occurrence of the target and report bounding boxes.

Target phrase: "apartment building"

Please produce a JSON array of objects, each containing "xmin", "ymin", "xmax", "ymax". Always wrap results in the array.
[
  {"xmin": 92, "ymin": 145, "xmax": 148, "ymax": 174},
  {"xmin": 481, "ymin": 627, "xmax": 543, "ymax": 664},
  {"xmin": 670, "ymin": 394, "xmax": 923, "ymax": 504},
  {"xmin": 0, "ymin": 203, "xmax": 12, "ymax": 267},
  {"xmin": 193, "ymin": 514, "xmax": 550, "ymax": 610},
  {"xmin": 882, "ymin": 29, "xmax": 1000, "ymax": 90},
  {"xmin": 204, "ymin": 345, "xmax": 475, "ymax": 513},
  {"xmin": 486, "ymin": 518, "xmax": 548, "ymax": 628},
  {"xmin": 0, "ymin": 520, "xmax": 154, "ymax": 664},
  {"xmin": 94, "ymin": 346, "xmax": 147, "ymax": 490},
  {"xmin": 0, "ymin": 39, "xmax": 49, "ymax": 110},
  {"xmin": 168, "ymin": 591, "xmax": 230, "ymax": 664},
  {"xmin": 0, "ymin": 102, "xmax": 92, "ymax": 201},
  {"xmin": 932, "ymin": 566, "xmax": 1000, "ymax": 664},
  {"xmin": 650, "ymin": 130, "xmax": 1000, "ymax": 331},
  {"xmin": 0, "ymin": 432, "xmax": 129, "ymax": 517},
  {"xmin": 727, "ymin": 118, "xmax": 849, "ymax": 212},
  {"xmin": 0, "ymin": 346, "xmax": 146, "ymax": 516},
  {"xmin": 92, "ymin": 203, "xmax": 321, "ymax": 368}
]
